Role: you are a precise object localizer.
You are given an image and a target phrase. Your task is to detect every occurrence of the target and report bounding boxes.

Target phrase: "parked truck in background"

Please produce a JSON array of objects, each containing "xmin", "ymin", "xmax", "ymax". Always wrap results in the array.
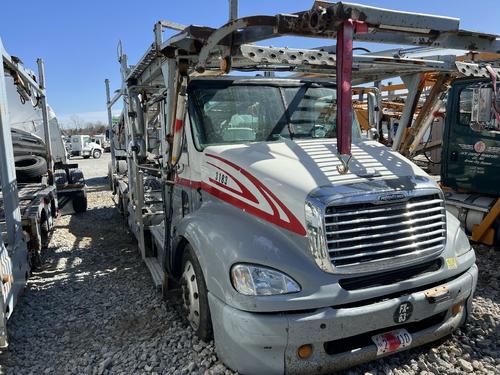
[
  {"xmin": 105, "ymin": 2, "xmax": 500, "ymax": 373},
  {"xmin": 70, "ymin": 134, "xmax": 103, "ymax": 159},
  {"xmin": 93, "ymin": 134, "xmax": 110, "ymax": 152},
  {"xmin": 439, "ymin": 77, "xmax": 500, "ymax": 246},
  {"xmin": 360, "ymin": 53, "xmax": 500, "ymax": 247}
]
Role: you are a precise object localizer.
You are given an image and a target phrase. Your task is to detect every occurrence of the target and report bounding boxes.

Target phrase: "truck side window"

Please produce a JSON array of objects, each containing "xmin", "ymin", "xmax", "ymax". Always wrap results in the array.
[
  {"xmin": 458, "ymin": 84, "xmax": 499, "ymax": 130},
  {"xmin": 458, "ymin": 88, "xmax": 473, "ymax": 125}
]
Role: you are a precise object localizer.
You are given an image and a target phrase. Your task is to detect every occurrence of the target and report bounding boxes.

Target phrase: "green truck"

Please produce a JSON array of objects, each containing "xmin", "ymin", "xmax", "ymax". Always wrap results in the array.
[{"xmin": 442, "ymin": 76, "xmax": 500, "ymax": 246}]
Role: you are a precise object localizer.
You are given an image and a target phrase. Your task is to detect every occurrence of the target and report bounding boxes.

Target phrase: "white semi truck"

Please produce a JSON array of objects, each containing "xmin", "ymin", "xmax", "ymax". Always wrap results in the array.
[{"xmin": 106, "ymin": 2, "xmax": 498, "ymax": 373}]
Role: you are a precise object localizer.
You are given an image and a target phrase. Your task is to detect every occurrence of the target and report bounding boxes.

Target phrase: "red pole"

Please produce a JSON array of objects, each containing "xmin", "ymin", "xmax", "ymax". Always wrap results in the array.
[{"xmin": 336, "ymin": 20, "xmax": 354, "ymax": 156}]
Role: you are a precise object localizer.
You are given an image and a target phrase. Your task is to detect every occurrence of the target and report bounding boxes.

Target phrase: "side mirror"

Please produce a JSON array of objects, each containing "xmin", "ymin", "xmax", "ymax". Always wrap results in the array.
[
  {"xmin": 471, "ymin": 87, "xmax": 493, "ymax": 124},
  {"xmin": 368, "ymin": 127, "xmax": 379, "ymax": 140}
]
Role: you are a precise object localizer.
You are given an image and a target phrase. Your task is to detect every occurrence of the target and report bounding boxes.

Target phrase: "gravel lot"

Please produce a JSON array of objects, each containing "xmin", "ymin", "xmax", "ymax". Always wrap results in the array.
[{"xmin": 0, "ymin": 154, "xmax": 498, "ymax": 374}]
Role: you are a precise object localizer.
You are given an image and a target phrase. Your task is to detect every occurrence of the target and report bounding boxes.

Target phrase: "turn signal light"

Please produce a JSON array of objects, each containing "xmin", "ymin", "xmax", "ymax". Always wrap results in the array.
[
  {"xmin": 297, "ymin": 344, "xmax": 313, "ymax": 359},
  {"xmin": 452, "ymin": 303, "xmax": 463, "ymax": 315}
]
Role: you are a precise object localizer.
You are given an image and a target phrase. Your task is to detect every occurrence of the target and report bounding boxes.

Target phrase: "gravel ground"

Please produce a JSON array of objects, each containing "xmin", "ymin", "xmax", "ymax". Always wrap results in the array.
[{"xmin": 0, "ymin": 155, "xmax": 498, "ymax": 374}]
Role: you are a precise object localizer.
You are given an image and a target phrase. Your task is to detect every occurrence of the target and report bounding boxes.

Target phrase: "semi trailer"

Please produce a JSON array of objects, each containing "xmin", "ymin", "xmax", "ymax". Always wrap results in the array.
[{"xmin": 105, "ymin": 1, "xmax": 500, "ymax": 373}]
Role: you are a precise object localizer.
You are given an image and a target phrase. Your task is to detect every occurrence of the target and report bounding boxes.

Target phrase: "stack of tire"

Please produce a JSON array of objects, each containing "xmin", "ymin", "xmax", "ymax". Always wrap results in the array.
[{"xmin": 14, "ymin": 155, "xmax": 48, "ymax": 183}]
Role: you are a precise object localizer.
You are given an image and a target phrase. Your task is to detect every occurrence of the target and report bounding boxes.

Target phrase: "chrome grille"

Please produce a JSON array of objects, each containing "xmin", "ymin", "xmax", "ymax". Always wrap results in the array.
[{"xmin": 325, "ymin": 193, "xmax": 446, "ymax": 269}]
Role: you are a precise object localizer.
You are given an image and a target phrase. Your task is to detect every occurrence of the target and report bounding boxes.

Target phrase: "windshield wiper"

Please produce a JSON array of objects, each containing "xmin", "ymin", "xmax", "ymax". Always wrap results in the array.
[{"xmin": 267, "ymin": 85, "xmax": 308, "ymax": 141}]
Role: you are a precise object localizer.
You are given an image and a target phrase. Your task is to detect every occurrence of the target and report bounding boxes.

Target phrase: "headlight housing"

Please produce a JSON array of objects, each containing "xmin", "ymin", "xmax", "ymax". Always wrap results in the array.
[
  {"xmin": 454, "ymin": 227, "xmax": 472, "ymax": 257},
  {"xmin": 305, "ymin": 201, "xmax": 334, "ymax": 273},
  {"xmin": 231, "ymin": 264, "xmax": 301, "ymax": 296}
]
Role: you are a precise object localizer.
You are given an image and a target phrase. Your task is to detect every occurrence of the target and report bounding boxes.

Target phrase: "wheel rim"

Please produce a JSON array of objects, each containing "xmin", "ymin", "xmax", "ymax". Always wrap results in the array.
[{"xmin": 181, "ymin": 260, "xmax": 201, "ymax": 330}]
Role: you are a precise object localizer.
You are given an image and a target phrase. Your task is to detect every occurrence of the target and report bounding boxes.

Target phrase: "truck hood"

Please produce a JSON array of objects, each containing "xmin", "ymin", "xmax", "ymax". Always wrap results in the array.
[{"xmin": 201, "ymin": 139, "xmax": 437, "ymax": 236}]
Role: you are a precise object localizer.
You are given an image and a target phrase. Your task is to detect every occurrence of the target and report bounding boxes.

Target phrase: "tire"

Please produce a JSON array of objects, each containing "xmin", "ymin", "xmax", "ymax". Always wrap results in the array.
[
  {"xmin": 181, "ymin": 245, "xmax": 212, "ymax": 341},
  {"xmin": 15, "ymin": 155, "xmax": 47, "ymax": 182},
  {"xmin": 73, "ymin": 193, "xmax": 87, "ymax": 213},
  {"xmin": 107, "ymin": 161, "xmax": 115, "ymax": 193},
  {"xmin": 54, "ymin": 169, "xmax": 68, "ymax": 186},
  {"xmin": 117, "ymin": 160, "xmax": 128, "ymax": 175},
  {"xmin": 93, "ymin": 149, "xmax": 102, "ymax": 159},
  {"xmin": 30, "ymin": 249, "xmax": 42, "ymax": 270},
  {"xmin": 40, "ymin": 219, "xmax": 50, "ymax": 249},
  {"xmin": 69, "ymin": 168, "xmax": 85, "ymax": 185}
]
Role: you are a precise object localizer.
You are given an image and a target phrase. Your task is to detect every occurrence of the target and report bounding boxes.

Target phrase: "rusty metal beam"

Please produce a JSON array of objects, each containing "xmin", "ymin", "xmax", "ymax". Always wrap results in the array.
[
  {"xmin": 336, "ymin": 20, "xmax": 354, "ymax": 156},
  {"xmin": 401, "ymin": 73, "xmax": 451, "ymax": 156},
  {"xmin": 392, "ymin": 73, "xmax": 425, "ymax": 151}
]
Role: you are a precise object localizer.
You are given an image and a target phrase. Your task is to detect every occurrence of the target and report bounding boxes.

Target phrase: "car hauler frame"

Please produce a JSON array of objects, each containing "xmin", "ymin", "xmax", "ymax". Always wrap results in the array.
[
  {"xmin": 106, "ymin": 2, "xmax": 500, "ymax": 373},
  {"xmin": 0, "ymin": 38, "xmax": 31, "ymax": 348},
  {"xmin": 0, "ymin": 38, "xmax": 89, "ymax": 346}
]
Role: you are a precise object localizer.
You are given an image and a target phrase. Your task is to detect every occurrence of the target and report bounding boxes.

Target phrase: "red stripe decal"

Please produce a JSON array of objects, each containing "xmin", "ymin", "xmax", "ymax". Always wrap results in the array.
[
  {"xmin": 175, "ymin": 156, "xmax": 306, "ymax": 236},
  {"xmin": 176, "ymin": 177, "xmax": 201, "ymax": 189},
  {"xmin": 206, "ymin": 161, "xmax": 258, "ymax": 204},
  {"xmin": 205, "ymin": 154, "xmax": 306, "ymax": 236},
  {"xmin": 174, "ymin": 119, "xmax": 184, "ymax": 132}
]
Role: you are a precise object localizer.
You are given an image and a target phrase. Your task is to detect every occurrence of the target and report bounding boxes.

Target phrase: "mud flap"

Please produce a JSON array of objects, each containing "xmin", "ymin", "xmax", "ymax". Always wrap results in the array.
[{"xmin": 57, "ymin": 187, "xmax": 87, "ymax": 215}]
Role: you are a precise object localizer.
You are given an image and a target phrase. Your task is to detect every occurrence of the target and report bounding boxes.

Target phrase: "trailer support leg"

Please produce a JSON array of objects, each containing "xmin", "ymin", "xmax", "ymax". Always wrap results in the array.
[
  {"xmin": 336, "ymin": 20, "xmax": 367, "ymax": 157},
  {"xmin": 37, "ymin": 59, "xmax": 53, "ymax": 172},
  {"xmin": 105, "ymin": 79, "xmax": 116, "ymax": 172},
  {"xmin": 336, "ymin": 20, "xmax": 354, "ymax": 156}
]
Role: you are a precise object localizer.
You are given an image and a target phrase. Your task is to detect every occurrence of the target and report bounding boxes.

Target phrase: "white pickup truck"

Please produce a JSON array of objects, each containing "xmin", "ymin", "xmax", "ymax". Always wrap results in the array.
[{"xmin": 70, "ymin": 134, "xmax": 103, "ymax": 159}]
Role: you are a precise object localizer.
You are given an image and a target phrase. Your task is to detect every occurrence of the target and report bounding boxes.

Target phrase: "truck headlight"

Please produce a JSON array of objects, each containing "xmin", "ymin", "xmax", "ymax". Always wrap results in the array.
[
  {"xmin": 231, "ymin": 264, "xmax": 301, "ymax": 296},
  {"xmin": 454, "ymin": 228, "xmax": 472, "ymax": 257},
  {"xmin": 305, "ymin": 201, "xmax": 334, "ymax": 273}
]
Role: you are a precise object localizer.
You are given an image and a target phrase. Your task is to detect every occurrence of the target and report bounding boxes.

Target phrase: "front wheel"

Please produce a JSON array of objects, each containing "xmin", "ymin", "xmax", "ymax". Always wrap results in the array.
[
  {"xmin": 93, "ymin": 149, "xmax": 102, "ymax": 159},
  {"xmin": 181, "ymin": 245, "xmax": 212, "ymax": 341}
]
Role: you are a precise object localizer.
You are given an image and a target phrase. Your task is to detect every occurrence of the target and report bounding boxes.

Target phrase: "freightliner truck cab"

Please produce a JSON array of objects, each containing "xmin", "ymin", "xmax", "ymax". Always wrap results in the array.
[
  {"xmin": 162, "ymin": 78, "xmax": 477, "ymax": 374},
  {"xmin": 105, "ymin": 2, "xmax": 491, "ymax": 373}
]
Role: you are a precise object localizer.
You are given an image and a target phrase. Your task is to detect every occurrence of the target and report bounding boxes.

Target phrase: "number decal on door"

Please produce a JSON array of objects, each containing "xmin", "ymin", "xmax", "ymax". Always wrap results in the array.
[{"xmin": 215, "ymin": 171, "xmax": 228, "ymax": 185}]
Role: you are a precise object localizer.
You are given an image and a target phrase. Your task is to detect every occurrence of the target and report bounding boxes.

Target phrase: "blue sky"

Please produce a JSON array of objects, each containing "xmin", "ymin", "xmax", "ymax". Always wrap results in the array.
[{"xmin": 1, "ymin": 0, "xmax": 499, "ymax": 127}]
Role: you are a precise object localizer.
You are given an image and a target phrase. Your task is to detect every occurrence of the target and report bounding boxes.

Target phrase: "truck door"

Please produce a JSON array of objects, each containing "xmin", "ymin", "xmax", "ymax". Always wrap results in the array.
[
  {"xmin": 442, "ymin": 78, "xmax": 500, "ymax": 195},
  {"xmin": 171, "ymin": 115, "xmax": 197, "ymax": 229}
]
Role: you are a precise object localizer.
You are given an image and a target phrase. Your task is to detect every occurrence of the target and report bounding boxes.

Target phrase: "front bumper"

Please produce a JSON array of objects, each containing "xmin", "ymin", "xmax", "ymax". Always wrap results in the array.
[{"xmin": 209, "ymin": 264, "xmax": 477, "ymax": 375}]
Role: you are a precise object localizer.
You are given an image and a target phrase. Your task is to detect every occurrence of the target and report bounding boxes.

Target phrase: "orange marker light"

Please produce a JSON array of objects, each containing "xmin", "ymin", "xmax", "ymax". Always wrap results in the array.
[
  {"xmin": 297, "ymin": 344, "xmax": 313, "ymax": 359},
  {"xmin": 452, "ymin": 303, "xmax": 463, "ymax": 315}
]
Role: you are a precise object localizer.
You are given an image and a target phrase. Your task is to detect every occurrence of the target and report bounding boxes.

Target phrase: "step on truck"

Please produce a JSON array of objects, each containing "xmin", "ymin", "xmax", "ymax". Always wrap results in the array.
[
  {"xmin": 105, "ymin": 2, "xmax": 500, "ymax": 373},
  {"xmin": 0, "ymin": 39, "xmax": 87, "ymax": 346}
]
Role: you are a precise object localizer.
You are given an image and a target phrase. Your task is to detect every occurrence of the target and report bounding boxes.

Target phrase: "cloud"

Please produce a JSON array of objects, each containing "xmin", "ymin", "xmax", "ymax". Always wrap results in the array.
[{"xmin": 58, "ymin": 110, "xmax": 122, "ymax": 128}]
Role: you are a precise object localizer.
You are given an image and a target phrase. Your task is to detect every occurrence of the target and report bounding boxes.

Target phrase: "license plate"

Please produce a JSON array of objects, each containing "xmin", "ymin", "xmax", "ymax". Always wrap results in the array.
[{"xmin": 371, "ymin": 329, "xmax": 412, "ymax": 355}]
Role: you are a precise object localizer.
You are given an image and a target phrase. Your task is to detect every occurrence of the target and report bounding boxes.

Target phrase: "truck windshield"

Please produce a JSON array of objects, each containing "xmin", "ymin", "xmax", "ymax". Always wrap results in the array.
[{"xmin": 189, "ymin": 83, "xmax": 361, "ymax": 149}]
